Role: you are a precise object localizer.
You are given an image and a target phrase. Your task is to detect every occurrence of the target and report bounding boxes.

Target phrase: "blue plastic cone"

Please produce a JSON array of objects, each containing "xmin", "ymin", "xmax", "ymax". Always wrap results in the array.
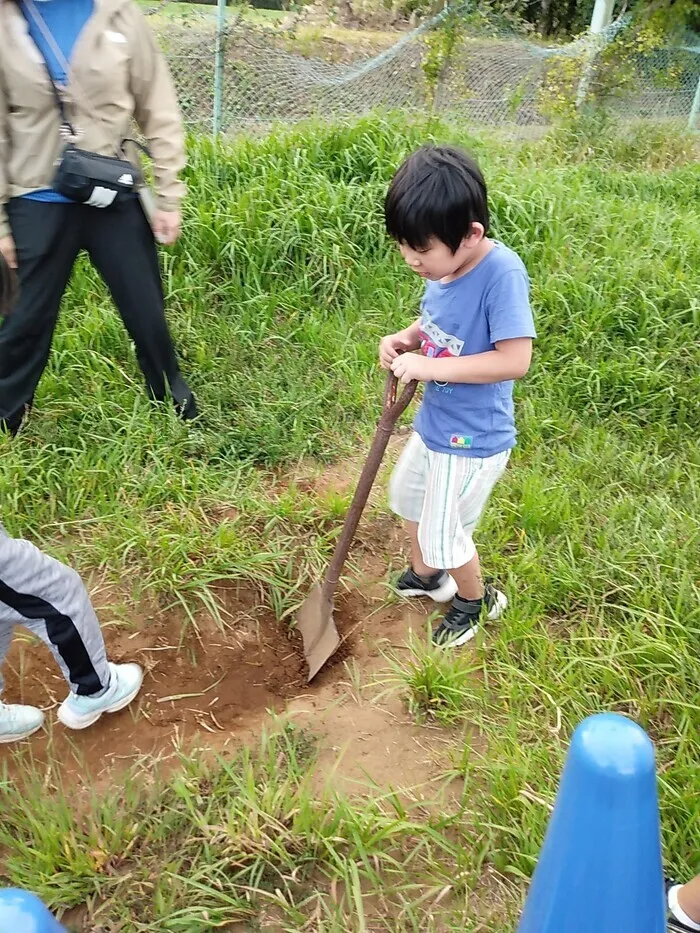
[
  {"xmin": 518, "ymin": 712, "xmax": 666, "ymax": 933},
  {"xmin": 0, "ymin": 889, "xmax": 67, "ymax": 933}
]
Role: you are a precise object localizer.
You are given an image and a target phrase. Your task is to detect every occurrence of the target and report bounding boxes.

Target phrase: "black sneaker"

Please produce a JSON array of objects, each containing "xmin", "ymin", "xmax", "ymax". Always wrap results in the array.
[
  {"xmin": 666, "ymin": 879, "xmax": 700, "ymax": 932},
  {"xmin": 395, "ymin": 567, "xmax": 458, "ymax": 603},
  {"xmin": 432, "ymin": 582, "xmax": 507, "ymax": 647}
]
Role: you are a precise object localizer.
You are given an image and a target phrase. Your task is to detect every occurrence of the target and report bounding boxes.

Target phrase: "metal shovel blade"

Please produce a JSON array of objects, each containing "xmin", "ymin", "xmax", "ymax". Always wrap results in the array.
[
  {"xmin": 296, "ymin": 375, "xmax": 417, "ymax": 682},
  {"xmin": 296, "ymin": 583, "xmax": 341, "ymax": 682}
]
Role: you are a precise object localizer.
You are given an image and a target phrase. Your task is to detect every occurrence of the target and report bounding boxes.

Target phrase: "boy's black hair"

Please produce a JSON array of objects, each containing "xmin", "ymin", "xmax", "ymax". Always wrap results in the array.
[
  {"xmin": 0, "ymin": 250, "xmax": 17, "ymax": 318},
  {"xmin": 384, "ymin": 144, "xmax": 489, "ymax": 253}
]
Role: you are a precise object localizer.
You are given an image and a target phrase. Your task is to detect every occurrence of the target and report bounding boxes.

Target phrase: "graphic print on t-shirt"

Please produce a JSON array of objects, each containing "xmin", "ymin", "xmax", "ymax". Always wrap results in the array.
[
  {"xmin": 419, "ymin": 316, "xmax": 472, "ymax": 448},
  {"xmin": 419, "ymin": 313, "xmax": 461, "ymax": 401},
  {"xmin": 419, "ymin": 315, "xmax": 464, "ymax": 360}
]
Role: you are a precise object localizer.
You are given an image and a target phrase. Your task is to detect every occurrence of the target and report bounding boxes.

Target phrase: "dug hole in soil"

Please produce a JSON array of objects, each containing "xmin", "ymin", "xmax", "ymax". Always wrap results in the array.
[
  {"xmin": 0, "ymin": 579, "xmax": 361, "ymax": 781},
  {"xmin": 0, "ymin": 446, "xmax": 459, "ymax": 794}
]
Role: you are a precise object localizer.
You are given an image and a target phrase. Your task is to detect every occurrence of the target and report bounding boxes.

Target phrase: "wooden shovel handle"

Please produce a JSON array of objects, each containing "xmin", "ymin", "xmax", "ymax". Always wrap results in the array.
[
  {"xmin": 322, "ymin": 373, "xmax": 417, "ymax": 601},
  {"xmin": 382, "ymin": 370, "xmax": 417, "ymax": 419}
]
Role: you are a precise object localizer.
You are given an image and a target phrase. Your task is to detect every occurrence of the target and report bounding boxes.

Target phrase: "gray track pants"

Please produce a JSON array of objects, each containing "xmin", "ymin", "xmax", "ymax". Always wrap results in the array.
[{"xmin": 0, "ymin": 525, "xmax": 110, "ymax": 696}]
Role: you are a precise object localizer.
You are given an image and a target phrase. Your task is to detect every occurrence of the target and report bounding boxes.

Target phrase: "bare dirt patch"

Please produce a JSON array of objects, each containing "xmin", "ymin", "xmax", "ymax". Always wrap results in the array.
[
  {"xmin": 0, "ymin": 547, "xmax": 455, "ymax": 796},
  {"xmin": 0, "ymin": 445, "xmax": 489, "ymax": 931},
  {"xmin": 0, "ymin": 443, "xmax": 463, "ymax": 804},
  {"xmin": 1, "ymin": 583, "xmax": 318, "ymax": 782}
]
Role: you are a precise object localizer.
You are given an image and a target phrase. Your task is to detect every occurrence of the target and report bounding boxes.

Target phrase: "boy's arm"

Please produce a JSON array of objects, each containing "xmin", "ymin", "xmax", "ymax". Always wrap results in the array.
[
  {"xmin": 391, "ymin": 337, "xmax": 532, "ymax": 384},
  {"xmin": 396, "ymin": 319, "xmax": 422, "ymax": 347},
  {"xmin": 379, "ymin": 319, "xmax": 422, "ymax": 369},
  {"xmin": 393, "ymin": 267, "xmax": 536, "ymax": 384}
]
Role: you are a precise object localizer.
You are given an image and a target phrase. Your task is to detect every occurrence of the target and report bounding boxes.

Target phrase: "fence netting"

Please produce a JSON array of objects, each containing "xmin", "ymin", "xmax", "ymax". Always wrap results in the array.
[{"xmin": 148, "ymin": 4, "xmax": 700, "ymax": 134}]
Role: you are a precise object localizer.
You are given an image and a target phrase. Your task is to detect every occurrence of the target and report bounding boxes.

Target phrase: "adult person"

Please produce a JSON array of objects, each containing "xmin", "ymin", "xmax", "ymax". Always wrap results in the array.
[
  {"xmin": 0, "ymin": 248, "xmax": 143, "ymax": 743},
  {"xmin": 0, "ymin": 0, "xmax": 197, "ymax": 435},
  {"xmin": 668, "ymin": 875, "xmax": 700, "ymax": 932},
  {"xmin": 0, "ymin": 525, "xmax": 145, "ymax": 742}
]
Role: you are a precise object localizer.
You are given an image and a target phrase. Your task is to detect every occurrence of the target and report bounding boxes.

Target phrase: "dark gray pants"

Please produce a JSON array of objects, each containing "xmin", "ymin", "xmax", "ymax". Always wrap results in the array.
[
  {"xmin": 0, "ymin": 525, "xmax": 110, "ymax": 696},
  {"xmin": 0, "ymin": 197, "xmax": 197, "ymax": 434}
]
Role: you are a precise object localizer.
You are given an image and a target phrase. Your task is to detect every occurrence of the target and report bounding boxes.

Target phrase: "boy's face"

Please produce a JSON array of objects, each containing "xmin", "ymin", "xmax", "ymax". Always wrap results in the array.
[{"xmin": 398, "ymin": 227, "xmax": 485, "ymax": 282}]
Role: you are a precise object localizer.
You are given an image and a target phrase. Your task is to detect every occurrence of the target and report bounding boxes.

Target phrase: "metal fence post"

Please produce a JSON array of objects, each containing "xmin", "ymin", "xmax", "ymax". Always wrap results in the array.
[
  {"xmin": 690, "ymin": 73, "xmax": 700, "ymax": 131},
  {"xmin": 575, "ymin": 0, "xmax": 615, "ymax": 109},
  {"xmin": 213, "ymin": 0, "xmax": 227, "ymax": 135}
]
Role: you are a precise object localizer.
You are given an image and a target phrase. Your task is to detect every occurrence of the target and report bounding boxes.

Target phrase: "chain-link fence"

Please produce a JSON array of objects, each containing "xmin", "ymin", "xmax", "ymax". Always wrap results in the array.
[{"xmin": 148, "ymin": 4, "xmax": 700, "ymax": 135}]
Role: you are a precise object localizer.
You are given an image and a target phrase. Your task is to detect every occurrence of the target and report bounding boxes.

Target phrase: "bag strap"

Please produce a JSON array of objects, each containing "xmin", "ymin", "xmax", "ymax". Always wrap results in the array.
[
  {"xmin": 123, "ymin": 138, "xmax": 152, "ymax": 160},
  {"xmin": 21, "ymin": 0, "xmax": 93, "ymax": 141},
  {"xmin": 21, "ymin": 0, "xmax": 151, "ymax": 159},
  {"xmin": 38, "ymin": 57, "xmax": 76, "ymax": 139}
]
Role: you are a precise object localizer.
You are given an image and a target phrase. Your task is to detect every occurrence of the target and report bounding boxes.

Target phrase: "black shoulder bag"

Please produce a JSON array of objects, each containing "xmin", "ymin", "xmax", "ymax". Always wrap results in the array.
[{"xmin": 22, "ymin": 0, "xmax": 150, "ymax": 208}]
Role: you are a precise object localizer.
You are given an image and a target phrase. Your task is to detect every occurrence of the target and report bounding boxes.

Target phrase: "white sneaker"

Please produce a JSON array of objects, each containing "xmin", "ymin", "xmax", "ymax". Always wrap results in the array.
[
  {"xmin": 0, "ymin": 701, "xmax": 45, "ymax": 743},
  {"xmin": 395, "ymin": 567, "xmax": 459, "ymax": 603},
  {"xmin": 57, "ymin": 662, "xmax": 144, "ymax": 730}
]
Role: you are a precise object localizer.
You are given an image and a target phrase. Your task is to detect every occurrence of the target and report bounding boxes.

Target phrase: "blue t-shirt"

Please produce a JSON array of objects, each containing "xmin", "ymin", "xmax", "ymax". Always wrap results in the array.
[
  {"xmin": 413, "ymin": 242, "xmax": 536, "ymax": 459},
  {"xmin": 20, "ymin": 0, "xmax": 94, "ymax": 204}
]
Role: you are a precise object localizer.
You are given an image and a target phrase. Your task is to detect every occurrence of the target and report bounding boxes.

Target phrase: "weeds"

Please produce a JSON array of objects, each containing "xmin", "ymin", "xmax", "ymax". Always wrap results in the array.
[
  {"xmin": 0, "ymin": 114, "xmax": 698, "ymax": 928},
  {"xmin": 0, "ymin": 722, "xmax": 467, "ymax": 930}
]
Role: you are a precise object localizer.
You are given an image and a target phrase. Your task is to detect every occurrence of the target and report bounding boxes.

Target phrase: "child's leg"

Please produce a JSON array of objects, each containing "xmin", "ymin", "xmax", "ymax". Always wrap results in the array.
[
  {"xmin": 390, "ymin": 436, "xmax": 458, "ymax": 602},
  {"xmin": 0, "ymin": 531, "xmax": 110, "ymax": 696},
  {"xmin": 0, "ymin": 610, "xmax": 46, "ymax": 741},
  {"xmin": 406, "ymin": 521, "xmax": 436, "ymax": 576},
  {"xmin": 0, "ymin": 527, "xmax": 143, "ymax": 738},
  {"xmin": 390, "ymin": 433, "xmax": 431, "ymax": 574},
  {"xmin": 389, "ymin": 433, "xmax": 429, "ymax": 528},
  {"xmin": 0, "ymin": 526, "xmax": 25, "ymax": 694},
  {"xmin": 407, "ymin": 519, "xmax": 482, "ymax": 597},
  {"xmin": 448, "ymin": 451, "xmax": 511, "ymax": 602},
  {"xmin": 416, "ymin": 450, "xmax": 508, "ymax": 576},
  {"xmin": 416, "ymin": 449, "xmax": 510, "ymax": 644},
  {"xmin": 450, "ymin": 551, "xmax": 483, "ymax": 601},
  {"xmin": 0, "ymin": 617, "xmax": 14, "ymax": 696}
]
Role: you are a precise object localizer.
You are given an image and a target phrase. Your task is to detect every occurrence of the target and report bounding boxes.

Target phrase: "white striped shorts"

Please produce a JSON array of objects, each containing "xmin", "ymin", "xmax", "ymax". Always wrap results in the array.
[{"xmin": 388, "ymin": 432, "xmax": 511, "ymax": 570}]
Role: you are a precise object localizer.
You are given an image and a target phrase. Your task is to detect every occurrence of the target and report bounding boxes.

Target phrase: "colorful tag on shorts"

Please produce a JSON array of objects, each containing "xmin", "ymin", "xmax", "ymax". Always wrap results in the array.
[{"xmin": 450, "ymin": 434, "xmax": 473, "ymax": 449}]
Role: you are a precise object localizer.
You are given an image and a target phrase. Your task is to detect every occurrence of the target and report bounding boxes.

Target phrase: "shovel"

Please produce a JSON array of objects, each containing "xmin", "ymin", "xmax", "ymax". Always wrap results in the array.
[{"xmin": 296, "ymin": 372, "xmax": 417, "ymax": 681}]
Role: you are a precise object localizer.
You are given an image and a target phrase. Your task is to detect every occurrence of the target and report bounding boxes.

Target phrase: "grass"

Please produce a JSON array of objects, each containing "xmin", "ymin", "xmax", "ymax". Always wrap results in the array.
[
  {"xmin": 0, "ymin": 722, "xmax": 487, "ymax": 931},
  {"xmin": 0, "ymin": 113, "xmax": 698, "ymax": 928}
]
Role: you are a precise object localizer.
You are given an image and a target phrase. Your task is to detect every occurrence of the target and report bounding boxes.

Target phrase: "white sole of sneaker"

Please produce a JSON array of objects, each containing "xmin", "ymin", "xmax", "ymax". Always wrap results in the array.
[
  {"xmin": 398, "ymin": 575, "xmax": 458, "ymax": 603},
  {"xmin": 442, "ymin": 623, "xmax": 479, "ymax": 647},
  {"xmin": 58, "ymin": 675, "xmax": 144, "ymax": 730},
  {"xmin": 0, "ymin": 722, "xmax": 44, "ymax": 743}
]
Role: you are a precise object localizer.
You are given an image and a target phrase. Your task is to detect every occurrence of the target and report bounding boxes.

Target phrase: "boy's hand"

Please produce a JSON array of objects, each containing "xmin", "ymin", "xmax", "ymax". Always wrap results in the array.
[
  {"xmin": 379, "ymin": 331, "xmax": 420, "ymax": 370},
  {"xmin": 391, "ymin": 352, "xmax": 435, "ymax": 384}
]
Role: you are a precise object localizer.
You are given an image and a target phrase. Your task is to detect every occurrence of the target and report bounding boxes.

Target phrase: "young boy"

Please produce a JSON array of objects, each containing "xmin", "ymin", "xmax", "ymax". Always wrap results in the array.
[
  {"xmin": 379, "ymin": 144, "xmax": 535, "ymax": 646},
  {"xmin": 0, "ymin": 251, "xmax": 143, "ymax": 742}
]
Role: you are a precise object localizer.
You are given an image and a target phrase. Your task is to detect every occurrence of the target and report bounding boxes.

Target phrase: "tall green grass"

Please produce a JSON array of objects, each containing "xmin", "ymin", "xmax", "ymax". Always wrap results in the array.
[
  {"xmin": 1, "ymin": 115, "xmax": 697, "ymax": 604},
  {"xmin": 0, "ymin": 114, "xmax": 698, "ymax": 927}
]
